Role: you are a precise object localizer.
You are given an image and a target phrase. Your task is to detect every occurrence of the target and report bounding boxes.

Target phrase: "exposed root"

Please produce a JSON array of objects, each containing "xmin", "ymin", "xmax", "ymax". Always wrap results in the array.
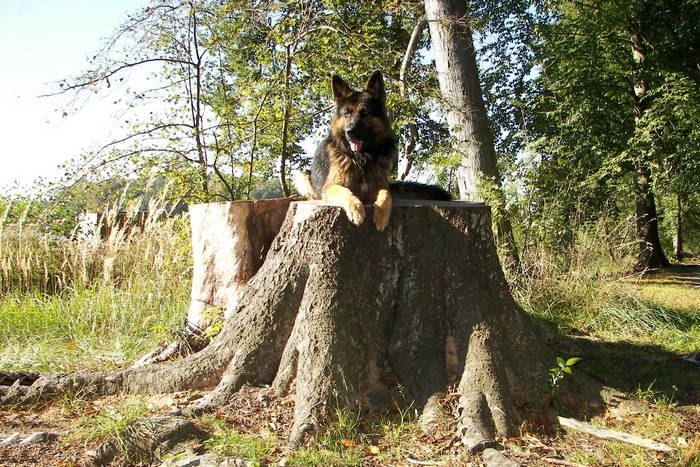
[
  {"xmin": 129, "ymin": 327, "xmax": 207, "ymax": 370},
  {"xmin": 419, "ymin": 394, "xmax": 445, "ymax": 434},
  {"xmin": 0, "ymin": 371, "xmax": 41, "ymax": 386},
  {"xmin": 456, "ymin": 390, "xmax": 499, "ymax": 451},
  {"xmin": 1, "ymin": 338, "xmax": 235, "ymax": 406},
  {"xmin": 455, "ymin": 327, "xmax": 520, "ymax": 451}
]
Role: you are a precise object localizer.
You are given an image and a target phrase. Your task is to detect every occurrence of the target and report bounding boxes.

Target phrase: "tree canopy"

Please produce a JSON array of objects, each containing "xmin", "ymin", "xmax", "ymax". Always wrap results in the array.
[{"xmin": 10, "ymin": 0, "xmax": 699, "ymax": 263}]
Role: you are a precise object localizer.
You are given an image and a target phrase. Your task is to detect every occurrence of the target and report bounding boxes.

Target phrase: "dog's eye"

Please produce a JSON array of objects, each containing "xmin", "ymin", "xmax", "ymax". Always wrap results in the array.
[
  {"xmin": 343, "ymin": 108, "xmax": 353, "ymax": 116},
  {"xmin": 359, "ymin": 109, "xmax": 368, "ymax": 117}
]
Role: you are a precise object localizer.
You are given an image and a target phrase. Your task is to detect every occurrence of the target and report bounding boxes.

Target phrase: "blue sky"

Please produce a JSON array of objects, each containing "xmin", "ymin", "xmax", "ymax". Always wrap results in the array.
[{"xmin": 0, "ymin": 0, "xmax": 149, "ymax": 190}]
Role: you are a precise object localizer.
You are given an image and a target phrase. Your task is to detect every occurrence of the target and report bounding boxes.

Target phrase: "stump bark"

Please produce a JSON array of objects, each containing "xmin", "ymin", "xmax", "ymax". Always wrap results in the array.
[{"xmin": 2, "ymin": 199, "xmax": 589, "ymax": 452}]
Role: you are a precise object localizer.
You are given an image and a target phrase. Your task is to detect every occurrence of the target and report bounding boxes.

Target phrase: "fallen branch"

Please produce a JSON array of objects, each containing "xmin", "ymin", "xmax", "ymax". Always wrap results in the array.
[{"xmin": 557, "ymin": 416, "xmax": 673, "ymax": 452}]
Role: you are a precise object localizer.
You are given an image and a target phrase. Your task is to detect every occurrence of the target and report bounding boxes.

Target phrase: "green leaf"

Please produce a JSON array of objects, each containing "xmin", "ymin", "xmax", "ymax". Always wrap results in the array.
[{"xmin": 566, "ymin": 357, "xmax": 582, "ymax": 366}]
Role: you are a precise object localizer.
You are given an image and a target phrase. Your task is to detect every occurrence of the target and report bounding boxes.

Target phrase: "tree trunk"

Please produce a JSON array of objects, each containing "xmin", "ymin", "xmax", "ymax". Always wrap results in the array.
[
  {"xmin": 629, "ymin": 32, "xmax": 670, "ymax": 271},
  {"xmin": 2, "ymin": 200, "xmax": 603, "ymax": 454},
  {"xmin": 674, "ymin": 194, "xmax": 683, "ymax": 261},
  {"xmin": 278, "ymin": 45, "xmax": 293, "ymax": 197},
  {"xmin": 633, "ymin": 165, "xmax": 669, "ymax": 270},
  {"xmin": 398, "ymin": 16, "xmax": 427, "ymax": 180},
  {"xmin": 424, "ymin": 0, "xmax": 521, "ymax": 272}
]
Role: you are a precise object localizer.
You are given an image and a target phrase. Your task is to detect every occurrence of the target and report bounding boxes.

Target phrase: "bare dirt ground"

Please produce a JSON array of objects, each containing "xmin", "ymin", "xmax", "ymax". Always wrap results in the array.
[
  {"xmin": 2, "ymin": 384, "xmax": 699, "ymax": 466},
  {"xmin": 0, "ymin": 407, "xmax": 78, "ymax": 466}
]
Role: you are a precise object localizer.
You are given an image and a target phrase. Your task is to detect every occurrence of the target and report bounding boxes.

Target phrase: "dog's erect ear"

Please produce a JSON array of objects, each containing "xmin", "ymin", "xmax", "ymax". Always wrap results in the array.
[
  {"xmin": 364, "ymin": 71, "xmax": 385, "ymax": 104},
  {"xmin": 331, "ymin": 75, "xmax": 354, "ymax": 102}
]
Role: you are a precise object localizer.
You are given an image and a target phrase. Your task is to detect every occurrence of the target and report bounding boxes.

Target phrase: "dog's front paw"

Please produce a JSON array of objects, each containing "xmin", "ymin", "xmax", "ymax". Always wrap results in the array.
[
  {"xmin": 373, "ymin": 204, "xmax": 391, "ymax": 231},
  {"xmin": 344, "ymin": 197, "xmax": 365, "ymax": 226}
]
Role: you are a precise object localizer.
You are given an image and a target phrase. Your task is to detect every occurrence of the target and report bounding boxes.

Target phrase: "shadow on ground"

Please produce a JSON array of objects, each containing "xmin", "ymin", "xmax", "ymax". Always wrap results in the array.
[
  {"xmin": 640, "ymin": 263, "xmax": 700, "ymax": 288},
  {"xmin": 546, "ymin": 332, "xmax": 699, "ymax": 405}
]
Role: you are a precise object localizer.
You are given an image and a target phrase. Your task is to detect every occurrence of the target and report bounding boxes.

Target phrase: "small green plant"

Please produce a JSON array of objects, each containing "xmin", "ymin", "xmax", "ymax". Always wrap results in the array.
[
  {"xmin": 201, "ymin": 306, "xmax": 225, "ymax": 341},
  {"xmin": 634, "ymin": 381, "xmax": 679, "ymax": 409},
  {"xmin": 64, "ymin": 402, "xmax": 151, "ymax": 454},
  {"xmin": 549, "ymin": 356, "xmax": 581, "ymax": 391}
]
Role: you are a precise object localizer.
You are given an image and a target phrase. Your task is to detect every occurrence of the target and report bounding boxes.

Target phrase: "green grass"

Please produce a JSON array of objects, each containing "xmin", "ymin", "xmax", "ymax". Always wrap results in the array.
[
  {"xmin": 0, "ymin": 193, "xmax": 192, "ymax": 372},
  {"xmin": 0, "ymin": 281, "xmax": 189, "ymax": 372},
  {"xmin": 64, "ymin": 401, "xmax": 151, "ymax": 450}
]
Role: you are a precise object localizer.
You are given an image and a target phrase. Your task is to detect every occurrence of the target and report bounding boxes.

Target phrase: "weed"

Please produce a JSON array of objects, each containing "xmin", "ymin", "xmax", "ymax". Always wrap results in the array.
[
  {"xmin": 64, "ymin": 402, "xmax": 151, "ymax": 454},
  {"xmin": 549, "ymin": 356, "xmax": 581, "ymax": 392},
  {"xmin": 634, "ymin": 381, "xmax": 679, "ymax": 409},
  {"xmin": 392, "ymin": 383, "xmax": 417, "ymax": 424}
]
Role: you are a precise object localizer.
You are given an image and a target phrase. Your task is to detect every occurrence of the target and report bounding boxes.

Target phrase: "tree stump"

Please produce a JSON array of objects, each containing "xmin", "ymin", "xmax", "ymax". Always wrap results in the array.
[{"xmin": 2, "ymin": 199, "xmax": 598, "ymax": 453}]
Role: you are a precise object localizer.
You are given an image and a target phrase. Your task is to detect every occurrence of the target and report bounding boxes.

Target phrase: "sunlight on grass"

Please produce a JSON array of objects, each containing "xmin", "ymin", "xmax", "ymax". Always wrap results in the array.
[
  {"xmin": 0, "ymin": 187, "xmax": 191, "ymax": 372},
  {"xmin": 204, "ymin": 420, "xmax": 277, "ymax": 461},
  {"xmin": 0, "ymin": 282, "xmax": 189, "ymax": 372},
  {"xmin": 630, "ymin": 274, "xmax": 700, "ymax": 314}
]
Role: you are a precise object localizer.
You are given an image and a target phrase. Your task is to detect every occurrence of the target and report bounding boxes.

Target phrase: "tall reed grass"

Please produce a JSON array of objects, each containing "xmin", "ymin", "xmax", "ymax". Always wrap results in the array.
[{"xmin": 0, "ymin": 186, "xmax": 192, "ymax": 372}]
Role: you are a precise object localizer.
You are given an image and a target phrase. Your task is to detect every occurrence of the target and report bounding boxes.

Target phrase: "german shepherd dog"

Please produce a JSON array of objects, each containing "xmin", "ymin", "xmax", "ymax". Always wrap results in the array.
[{"xmin": 295, "ymin": 71, "xmax": 451, "ymax": 231}]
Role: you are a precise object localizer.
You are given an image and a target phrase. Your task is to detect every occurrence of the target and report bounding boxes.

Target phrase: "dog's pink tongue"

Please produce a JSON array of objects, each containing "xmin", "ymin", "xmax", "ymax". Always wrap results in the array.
[{"xmin": 349, "ymin": 139, "xmax": 363, "ymax": 152}]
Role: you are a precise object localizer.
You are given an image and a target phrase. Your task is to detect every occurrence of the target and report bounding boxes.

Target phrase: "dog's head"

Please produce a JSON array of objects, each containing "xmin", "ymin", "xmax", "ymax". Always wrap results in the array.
[{"xmin": 331, "ymin": 71, "xmax": 390, "ymax": 153}]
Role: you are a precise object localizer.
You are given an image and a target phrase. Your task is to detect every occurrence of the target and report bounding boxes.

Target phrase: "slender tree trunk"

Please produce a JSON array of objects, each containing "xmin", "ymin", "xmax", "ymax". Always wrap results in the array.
[
  {"xmin": 189, "ymin": 3, "xmax": 209, "ymax": 200},
  {"xmin": 246, "ymin": 88, "xmax": 273, "ymax": 199},
  {"xmin": 398, "ymin": 16, "xmax": 427, "ymax": 180},
  {"xmin": 278, "ymin": 45, "xmax": 293, "ymax": 197},
  {"xmin": 629, "ymin": 31, "xmax": 669, "ymax": 271},
  {"xmin": 424, "ymin": 0, "xmax": 520, "ymax": 272},
  {"xmin": 674, "ymin": 194, "xmax": 683, "ymax": 261},
  {"xmin": 633, "ymin": 164, "xmax": 669, "ymax": 270}
]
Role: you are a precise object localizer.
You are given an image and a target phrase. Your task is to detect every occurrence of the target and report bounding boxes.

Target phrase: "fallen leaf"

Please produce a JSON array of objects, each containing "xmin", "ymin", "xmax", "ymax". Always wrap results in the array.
[
  {"xmin": 342, "ymin": 439, "xmax": 357, "ymax": 447},
  {"xmin": 364, "ymin": 445, "xmax": 380, "ymax": 455}
]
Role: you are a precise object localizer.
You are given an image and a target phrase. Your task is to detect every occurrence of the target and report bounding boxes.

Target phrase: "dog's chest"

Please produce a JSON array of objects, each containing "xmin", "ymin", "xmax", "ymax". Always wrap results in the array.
[{"xmin": 348, "ymin": 155, "xmax": 390, "ymax": 202}]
